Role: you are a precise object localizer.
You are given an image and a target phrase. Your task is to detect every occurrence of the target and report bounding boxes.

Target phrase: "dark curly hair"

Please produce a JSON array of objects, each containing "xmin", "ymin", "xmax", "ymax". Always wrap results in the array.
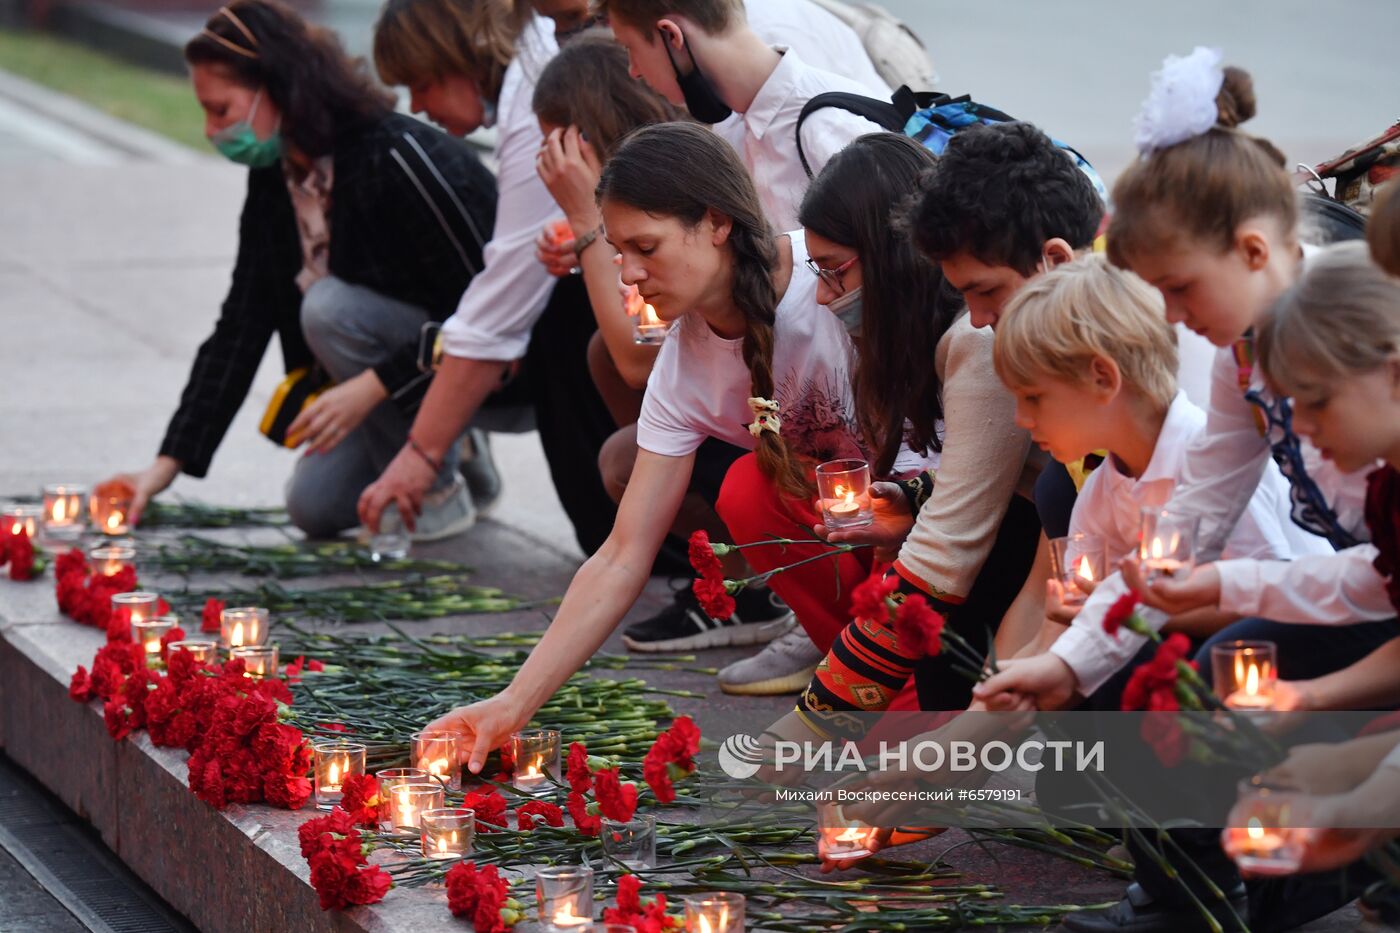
[{"xmin": 904, "ymin": 122, "xmax": 1104, "ymax": 277}]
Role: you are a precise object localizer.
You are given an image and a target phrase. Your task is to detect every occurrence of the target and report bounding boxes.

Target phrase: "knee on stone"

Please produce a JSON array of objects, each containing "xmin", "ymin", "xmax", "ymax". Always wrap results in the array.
[{"xmin": 299, "ymin": 277, "xmax": 349, "ymax": 350}]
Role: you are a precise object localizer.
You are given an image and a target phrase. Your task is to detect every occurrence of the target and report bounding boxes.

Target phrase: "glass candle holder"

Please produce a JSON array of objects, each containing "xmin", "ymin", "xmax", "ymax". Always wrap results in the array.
[
  {"xmin": 816, "ymin": 800, "xmax": 878, "ymax": 863},
  {"xmin": 1049, "ymin": 534, "xmax": 1107, "ymax": 608},
  {"xmin": 89, "ymin": 486, "xmax": 134, "ymax": 536},
  {"xmin": 601, "ymin": 814, "xmax": 657, "ymax": 869},
  {"xmin": 1211, "ymin": 641, "xmax": 1279, "ymax": 711},
  {"xmin": 230, "ymin": 644, "xmax": 279, "ymax": 679},
  {"xmin": 111, "ymin": 592, "xmax": 160, "ymax": 637},
  {"xmin": 41, "ymin": 483, "xmax": 89, "ymax": 540},
  {"xmin": 88, "ymin": 544, "xmax": 136, "ymax": 578},
  {"xmin": 386, "ymin": 781, "xmax": 444, "ymax": 831},
  {"xmin": 411, "ymin": 730, "xmax": 462, "ymax": 792},
  {"xmin": 511, "ymin": 729, "xmax": 562, "ymax": 795},
  {"xmin": 2, "ymin": 504, "xmax": 42, "ymax": 540},
  {"xmin": 375, "ymin": 767, "xmax": 430, "ymax": 829},
  {"xmin": 220, "ymin": 606, "xmax": 269, "ymax": 648},
  {"xmin": 1223, "ymin": 782, "xmax": 1307, "ymax": 873},
  {"xmin": 683, "ymin": 892, "xmax": 745, "ymax": 933},
  {"xmin": 313, "ymin": 742, "xmax": 367, "ymax": 810},
  {"xmin": 625, "ymin": 284, "xmax": 667, "ymax": 346},
  {"xmin": 132, "ymin": 615, "xmax": 178, "ymax": 664},
  {"xmin": 421, "ymin": 807, "xmax": 474, "ymax": 860},
  {"xmin": 815, "ymin": 459, "xmax": 874, "ymax": 530},
  {"xmin": 370, "ymin": 504, "xmax": 410, "ymax": 563},
  {"xmin": 1138, "ymin": 509, "xmax": 1201, "ymax": 582},
  {"xmin": 166, "ymin": 640, "xmax": 218, "ymax": 664},
  {"xmin": 536, "ymin": 865, "xmax": 593, "ymax": 930}
]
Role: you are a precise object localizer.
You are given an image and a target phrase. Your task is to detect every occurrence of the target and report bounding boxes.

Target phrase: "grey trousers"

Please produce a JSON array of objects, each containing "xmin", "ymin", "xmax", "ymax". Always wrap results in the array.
[{"xmin": 285, "ymin": 276, "xmax": 459, "ymax": 538}]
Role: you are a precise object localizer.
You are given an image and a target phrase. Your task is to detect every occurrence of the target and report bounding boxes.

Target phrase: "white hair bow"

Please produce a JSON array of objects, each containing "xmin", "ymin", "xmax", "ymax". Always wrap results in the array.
[
  {"xmin": 746, "ymin": 397, "xmax": 781, "ymax": 438},
  {"xmin": 1132, "ymin": 46, "xmax": 1224, "ymax": 155}
]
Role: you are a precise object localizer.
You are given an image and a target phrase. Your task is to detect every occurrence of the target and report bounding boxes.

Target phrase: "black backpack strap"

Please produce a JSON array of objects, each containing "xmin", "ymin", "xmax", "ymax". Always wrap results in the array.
[{"xmin": 795, "ymin": 86, "xmax": 959, "ymax": 178}]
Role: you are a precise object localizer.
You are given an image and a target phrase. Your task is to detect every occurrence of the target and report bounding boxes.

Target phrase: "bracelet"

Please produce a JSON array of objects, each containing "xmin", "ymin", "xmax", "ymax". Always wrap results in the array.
[
  {"xmin": 406, "ymin": 437, "xmax": 443, "ymax": 475},
  {"xmin": 571, "ymin": 224, "xmax": 603, "ymax": 257}
]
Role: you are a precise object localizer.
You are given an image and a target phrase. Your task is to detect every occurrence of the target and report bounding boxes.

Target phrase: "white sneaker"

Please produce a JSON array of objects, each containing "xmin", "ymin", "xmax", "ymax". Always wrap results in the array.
[
  {"xmin": 412, "ymin": 477, "xmax": 477, "ymax": 542},
  {"xmin": 716, "ymin": 622, "xmax": 824, "ymax": 696}
]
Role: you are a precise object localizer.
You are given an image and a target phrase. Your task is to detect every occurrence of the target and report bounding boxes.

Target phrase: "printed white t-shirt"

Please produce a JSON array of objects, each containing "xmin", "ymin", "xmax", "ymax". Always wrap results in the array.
[{"xmin": 636, "ymin": 230, "xmax": 865, "ymax": 464}]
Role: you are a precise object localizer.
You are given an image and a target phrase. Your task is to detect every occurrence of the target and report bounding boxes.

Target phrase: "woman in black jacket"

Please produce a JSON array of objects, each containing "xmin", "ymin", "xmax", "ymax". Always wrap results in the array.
[{"xmin": 103, "ymin": 0, "xmax": 497, "ymax": 538}]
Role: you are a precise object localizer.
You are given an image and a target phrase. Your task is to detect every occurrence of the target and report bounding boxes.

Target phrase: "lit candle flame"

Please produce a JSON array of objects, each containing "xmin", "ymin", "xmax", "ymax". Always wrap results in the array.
[
  {"xmin": 231, "ymin": 621, "xmax": 244, "ymax": 647},
  {"xmin": 328, "ymin": 761, "xmax": 340, "ymax": 786},
  {"xmin": 428, "ymin": 757, "xmax": 448, "ymax": 778},
  {"xmin": 834, "ymin": 826, "xmax": 867, "ymax": 843},
  {"xmin": 1247, "ymin": 818, "xmax": 1265, "ymax": 841},
  {"xmin": 145, "ymin": 638, "xmax": 161, "ymax": 655},
  {"xmin": 436, "ymin": 837, "xmax": 449, "ymax": 854},
  {"xmin": 697, "ymin": 906, "xmax": 730, "ymax": 933},
  {"xmin": 106, "ymin": 511, "xmax": 122, "ymax": 531},
  {"xmin": 1244, "ymin": 662, "xmax": 1260, "ymax": 696},
  {"xmin": 553, "ymin": 903, "xmax": 585, "ymax": 924},
  {"xmin": 53, "ymin": 498, "xmax": 67, "ymax": 522},
  {"xmin": 641, "ymin": 302, "xmax": 661, "ymax": 325},
  {"xmin": 1150, "ymin": 538, "xmax": 1164, "ymax": 560},
  {"xmin": 1076, "ymin": 555, "xmax": 1094, "ymax": 582}
]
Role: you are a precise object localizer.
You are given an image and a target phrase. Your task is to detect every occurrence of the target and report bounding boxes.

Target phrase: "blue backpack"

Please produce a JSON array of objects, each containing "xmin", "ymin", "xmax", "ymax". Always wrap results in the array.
[{"xmin": 795, "ymin": 85, "xmax": 1107, "ymax": 200}]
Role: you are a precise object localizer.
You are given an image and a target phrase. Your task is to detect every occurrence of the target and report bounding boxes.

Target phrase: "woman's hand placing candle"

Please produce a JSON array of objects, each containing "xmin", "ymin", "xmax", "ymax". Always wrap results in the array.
[
  {"xmin": 814, "ymin": 481, "xmax": 914, "ymax": 562},
  {"xmin": 423, "ymin": 692, "xmax": 530, "ymax": 776},
  {"xmin": 100, "ymin": 457, "xmax": 180, "ymax": 527}
]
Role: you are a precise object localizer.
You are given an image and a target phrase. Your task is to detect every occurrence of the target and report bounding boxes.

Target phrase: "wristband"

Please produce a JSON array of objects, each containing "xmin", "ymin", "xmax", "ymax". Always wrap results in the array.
[
  {"xmin": 406, "ymin": 437, "xmax": 443, "ymax": 476},
  {"xmin": 571, "ymin": 224, "xmax": 603, "ymax": 257}
]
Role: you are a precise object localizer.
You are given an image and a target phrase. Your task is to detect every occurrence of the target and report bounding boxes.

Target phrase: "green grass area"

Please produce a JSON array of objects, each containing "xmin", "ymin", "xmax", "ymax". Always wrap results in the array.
[{"xmin": 0, "ymin": 28, "xmax": 206, "ymax": 150}]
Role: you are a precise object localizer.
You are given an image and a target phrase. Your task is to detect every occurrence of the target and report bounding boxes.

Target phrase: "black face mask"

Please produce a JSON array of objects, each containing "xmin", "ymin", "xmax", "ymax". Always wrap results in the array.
[{"xmin": 661, "ymin": 28, "xmax": 733, "ymax": 124}]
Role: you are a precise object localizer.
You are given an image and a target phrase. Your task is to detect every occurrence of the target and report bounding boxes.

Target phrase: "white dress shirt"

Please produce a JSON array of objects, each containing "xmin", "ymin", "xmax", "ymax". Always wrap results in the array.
[
  {"xmin": 1069, "ymin": 392, "xmax": 1330, "ymax": 566},
  {"xmin": 438, "ymin": 16, "xmax": 560, "ymax": 362},
  {"xmin": 1214, "ymin": 544, "xmax": 1392, "ymax": 625},
  {"xmin": 745, "ymin": 0, "xmax": 889, "ymax": 93},
  {"xmin": 1051, "ymin": 339, "xmax": 1370, "ymax": 696}
]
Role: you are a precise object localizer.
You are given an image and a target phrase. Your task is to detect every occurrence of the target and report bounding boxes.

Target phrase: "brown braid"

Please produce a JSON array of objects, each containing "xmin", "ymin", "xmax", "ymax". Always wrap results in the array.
[{"xmin": 597, "ymin": 122, "xmax": 812, "ymax": 498}]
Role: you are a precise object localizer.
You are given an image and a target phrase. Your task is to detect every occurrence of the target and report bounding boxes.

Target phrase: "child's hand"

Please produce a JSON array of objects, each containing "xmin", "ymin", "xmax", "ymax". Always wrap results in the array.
[
  {"xmin": 973, "ymin": 653, "xmax": 1079, "ymax": 711},
  {"xmin": 1120, "ymin": 559, "xmax": 1222, "ymax": 615},
  {"xmin": 1045, "ymin": 579, "xmax": 1081, "ymax": 625},
  {"xmin": 815, "ymin": 482, "xmax": 913, "ymax": 562}
]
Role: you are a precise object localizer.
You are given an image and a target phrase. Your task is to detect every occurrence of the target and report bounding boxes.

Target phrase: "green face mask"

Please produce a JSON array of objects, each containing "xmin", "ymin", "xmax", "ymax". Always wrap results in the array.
[{"xmin": 209, "ymin": 90, "xmax": 282, "ymax": 168}]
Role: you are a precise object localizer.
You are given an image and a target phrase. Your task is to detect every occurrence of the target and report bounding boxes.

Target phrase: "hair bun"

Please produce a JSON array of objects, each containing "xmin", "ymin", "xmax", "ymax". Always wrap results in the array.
[{"xmin": 1215, "ymin": 66, "xmax": 1258, "ymax": 128}]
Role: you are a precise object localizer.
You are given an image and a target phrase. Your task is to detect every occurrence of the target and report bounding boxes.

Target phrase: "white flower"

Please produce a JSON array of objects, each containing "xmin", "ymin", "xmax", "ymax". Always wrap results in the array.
[{"xmin": 1133, "ymin": 46, "xmax": 1225, "ymax": 155}]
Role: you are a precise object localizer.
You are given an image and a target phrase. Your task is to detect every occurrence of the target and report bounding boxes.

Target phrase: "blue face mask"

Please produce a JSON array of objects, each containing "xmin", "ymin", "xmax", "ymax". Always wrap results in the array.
[
  {"xmin": 827, "ymin": 286, "xmax": 863, "ymax": 334},
  {"xmin": 209, "ymin": 90, "xmax": 283, "ymax": 168}
]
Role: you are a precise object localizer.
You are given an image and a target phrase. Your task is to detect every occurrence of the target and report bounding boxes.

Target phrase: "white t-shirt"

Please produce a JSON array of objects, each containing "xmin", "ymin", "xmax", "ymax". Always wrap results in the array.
[
  {"xmin": 636, "ymin": 231, "xmax": 865, "ymax": 464},
  {"xmin": 438, "ymin": 16, "xmax": 559, "ymax": 362},
  {"xmin": 1069, "ymin": 392, "xmax": 1335, "ymax": 565}
]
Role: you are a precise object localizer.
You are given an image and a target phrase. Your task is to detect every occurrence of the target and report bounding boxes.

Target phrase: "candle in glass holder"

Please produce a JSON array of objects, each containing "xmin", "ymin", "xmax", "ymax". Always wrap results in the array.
[
  {"xmin": 601, "ymin": 814, "xmax": 657, "ymax": 869},
  {"xmin": 375, "ymin": 767, "xmax": 429, "ymax": 829},
  {"xmin": 111, "ymin": 592, "xmax": 160, "ymax": 638},
  {"xmin": 1138, "ymin": 508, "xmax": 1200, "ymax": 582},
  {"xmin": 230, "ymin": 644, "xmax": 279, "ymax": 678},
  {"xmin": 1049, "ymin": 534, "xmax": 1106, "ymax": 608},
  {"xmin": 411, "ymin": 730, "xmax": 462, "ymax": 792},
  {"xmin": 314, "ymin": 742, "xmax": 367, "ymax": 810},
  {"xmin": 626, "ymin": 285, "xmax": 668, "ymax": 345},
  {"xmin": 41, "ymin": 483, "xmax": 89, "ymax": 541},
  {"xmin": 132, "ymin": 615, "xmax": 178, "ymax": 664},
  {"xmin": 386, "ymin": 782, "xmax": 443, "ymax": 831},
  {"xmin": 166, "ymin": 640, "xmax": 218, "ymax": 664},
  {"xmin": 537, "ymin": 865, "xmax": 593, "ymax": 930},
  {"xmin": 683, "ymin": 892, "xmax": 745, "ymax": 933},
  {"xmin": 2, "ymin": 505, "xmax": 42, "ymax": 540},
  {"xmin": 816, "ymin": 801, "xmax": 878, "ymax": 863},
  {"xmin": 88, "ymin": 544, "xmax": 136, "ymax": 578},
  {"xmin": 220, "ymin": 606, "xmax": 269, "ymax": 648},
  {"xmin": 510, "ymin": 729, "xmax": 562, "ymax": 795},
  {"xmin": 815, "ymin": 459, "xmax": 874, "ymax": 530},
  {"xmin": 89, "ymin": 482, "xmax": 135, "ymax": 536},
  {"xmin": 421, "ymin": 807, "xmax": 474, "ymax": 860},
  {"xmin": 1211, "ymin": 641, "xmax": 1279, "ymax": 711},
  {"xmin": 1223, "ymin": 783, "xmax": 1306, "ymax": 873}
]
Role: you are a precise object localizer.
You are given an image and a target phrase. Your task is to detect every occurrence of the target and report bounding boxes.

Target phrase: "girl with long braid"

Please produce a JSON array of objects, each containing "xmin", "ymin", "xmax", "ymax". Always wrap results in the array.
[{"xmin": 423, "ymin": 122, "xmax": 871, "ymax": 770}]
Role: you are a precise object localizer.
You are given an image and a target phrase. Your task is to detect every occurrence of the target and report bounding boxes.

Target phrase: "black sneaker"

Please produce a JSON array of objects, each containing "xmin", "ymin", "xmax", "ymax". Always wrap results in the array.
[{"xmin": 622, "ymin": 584, "xmax": 793, "ymax": 653}]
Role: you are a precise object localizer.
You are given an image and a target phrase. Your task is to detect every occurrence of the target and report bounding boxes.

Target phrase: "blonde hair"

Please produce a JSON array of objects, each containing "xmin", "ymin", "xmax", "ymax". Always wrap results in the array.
[
  {"xmin": 1257, "ymin": 241, "xmax": 1400, "ymax": 398},
  {"xmin": 994, "ymin": 254, "xmax": 1178, "ymax": 408},
  {"xmin": 372, "ymin": 0, "xmax": 525, "ymax": 100},
  {"xmin": 1370, "ymin": 180, "xmax": 1400, "ymax": 277},
  {"xmin": 1107, "ymin": 66, "xmax": 1297, "ymax": 267}
]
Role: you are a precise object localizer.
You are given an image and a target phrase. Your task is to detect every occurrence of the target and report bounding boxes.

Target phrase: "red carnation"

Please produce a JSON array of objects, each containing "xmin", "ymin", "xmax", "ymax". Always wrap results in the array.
[
  {"xmin": 687, "ymin": 530, "xmax": 725, "ymax": 580},
  {"xmin": 642, "ymin": 716, "xmax": 701, "ymax": 803},
  {"xmin": 515, "ymin": 800, "xmax": 564, "ymax": 830},
  {"xmin": 566, "ymin": 741, "xmax": 593, "ymax": 794},
  {"xmin": 894, "ymin": 595, "xmax": 945, "ymax": 657},
  {"xmin": 103, "ymin": 699, "xmax": 134, "ymax": 741},
  {"xmin": 461, "ymin": 788, "xmax": 508, "ymax": 830},
  {"xmin": 445, "ymin": 862, "xmax": 519, "ymax": 930},
  {"xmin": 567, "ymin": 790, "xmax": 601, "ymax": 836},
  {"xmin": 851, "ymin": 571, "xmax": 899, "ymax": 623},
  {"xmin": 201, "ymin": 597, "xmax": 224, "ymax": 634},
  {"xmin": 107, "ymin": 607, "xmax": 133, "ymax": 644},
  {"xmin": 339, "ymin": 773, "xmax": 381, "ymax": 826},
  {"xmin": 7, "ymin": 531, "xmax": 40, "ymax": 581},
  {"xmin": 594, "ymin": 768, "xmax": 639, "ymax": 822},
  {"xmin": 1102, "ymin": 591, "xmax": 1141, "ymax": 638},
  {"xmin": 692, "ymin": 575, "xmax": 735, "ymax": 621}
]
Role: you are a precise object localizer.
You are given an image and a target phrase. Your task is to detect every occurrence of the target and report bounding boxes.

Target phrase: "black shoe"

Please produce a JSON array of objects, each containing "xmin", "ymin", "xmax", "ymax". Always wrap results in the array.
[
  {"xmin": 622, "ymin": 584, "xmax": 793, "ymax": 653},
  {"xmin": 458, "ymin": 428, "xmax": 501, "ymax": 514},
  {"xmin": 1059, "ymin": 883, "xmax": 1249, "ymax": 933}
]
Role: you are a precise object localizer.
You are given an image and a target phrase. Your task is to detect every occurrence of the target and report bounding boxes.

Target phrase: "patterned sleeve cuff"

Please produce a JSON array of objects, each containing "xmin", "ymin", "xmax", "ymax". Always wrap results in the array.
[{"xmin": 897, "ymin": 470, "xmax": 935, "ymax": 515}]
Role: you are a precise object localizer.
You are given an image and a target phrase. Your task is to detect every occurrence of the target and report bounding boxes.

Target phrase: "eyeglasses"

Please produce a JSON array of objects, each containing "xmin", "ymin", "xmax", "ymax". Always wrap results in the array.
[{"xmin": 805, "ymin": 255, "xmax": 858, "ymax": 294}]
